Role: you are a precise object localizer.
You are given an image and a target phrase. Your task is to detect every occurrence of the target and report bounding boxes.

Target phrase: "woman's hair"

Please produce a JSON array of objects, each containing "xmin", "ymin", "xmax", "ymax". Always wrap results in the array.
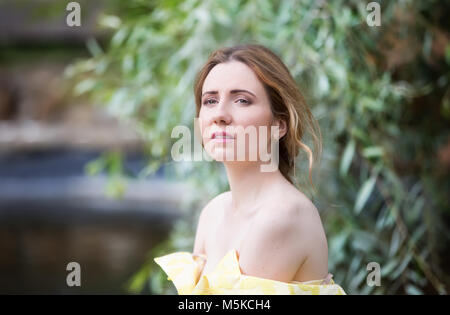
[{"xmin": 194, "ymin": 44, "xmax": 322, "ymax": 191}]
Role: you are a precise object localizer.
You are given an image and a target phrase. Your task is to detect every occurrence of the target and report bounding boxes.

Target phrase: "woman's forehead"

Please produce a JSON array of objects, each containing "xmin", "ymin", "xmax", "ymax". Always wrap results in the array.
[{"xmin": 202, "ymin": 61, "xmax": 265, "ymax": 95}]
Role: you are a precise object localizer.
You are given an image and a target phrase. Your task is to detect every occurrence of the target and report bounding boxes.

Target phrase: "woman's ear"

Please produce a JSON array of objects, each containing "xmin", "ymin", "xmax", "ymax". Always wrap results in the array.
[{"xmin": 274, "ymin": 117, "xmax": 287, "ymax": 140}]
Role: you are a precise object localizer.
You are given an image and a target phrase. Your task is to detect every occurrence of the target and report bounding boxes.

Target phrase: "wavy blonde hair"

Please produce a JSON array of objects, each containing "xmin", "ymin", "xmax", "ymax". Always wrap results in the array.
[{"xmin": 194, "ymin": 44, "xmax": 322, "ymax": 191}]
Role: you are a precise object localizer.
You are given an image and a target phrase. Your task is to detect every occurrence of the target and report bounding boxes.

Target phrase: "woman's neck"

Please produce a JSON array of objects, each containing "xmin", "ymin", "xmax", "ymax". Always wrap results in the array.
[{"xmin": 223, "ymin": 162, "xmax": 287, "ymax": 216}]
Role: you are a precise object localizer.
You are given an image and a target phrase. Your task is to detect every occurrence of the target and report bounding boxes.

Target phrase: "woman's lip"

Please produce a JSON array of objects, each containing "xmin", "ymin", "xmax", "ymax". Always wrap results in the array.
[
  {"xmin": 212, "ymin": 138, "xmax": 234, "ymax": 142},
  {"xmin": 211, "ymin": 131, "xmax": 235, "ymax": 139}
]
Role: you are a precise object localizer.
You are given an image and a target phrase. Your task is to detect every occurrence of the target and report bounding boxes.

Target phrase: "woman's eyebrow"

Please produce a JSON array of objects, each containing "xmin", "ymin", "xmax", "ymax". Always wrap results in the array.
[
  {"xmin": 230, "ymin": 89, "xmax": 256, "ymax": 97},
  {"xmin": 202, "ymin": 91, "xmax": 218, "ymax": 97},
  {"xmin": 201, "ymin": 89, "xmax": 256, "ymax": 97}
]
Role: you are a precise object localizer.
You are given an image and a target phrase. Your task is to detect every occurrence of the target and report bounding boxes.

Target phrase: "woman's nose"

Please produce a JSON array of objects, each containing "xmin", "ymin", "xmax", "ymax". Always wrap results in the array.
[{"xmin": 211, "ymin": 101, "xmax": 232, "ymax": 125}]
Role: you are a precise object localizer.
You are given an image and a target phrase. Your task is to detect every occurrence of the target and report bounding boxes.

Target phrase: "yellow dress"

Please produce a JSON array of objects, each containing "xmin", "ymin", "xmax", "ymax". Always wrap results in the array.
[{"xmin": 154, "ymin": 248, "xmax": 346, "ymax": 295}]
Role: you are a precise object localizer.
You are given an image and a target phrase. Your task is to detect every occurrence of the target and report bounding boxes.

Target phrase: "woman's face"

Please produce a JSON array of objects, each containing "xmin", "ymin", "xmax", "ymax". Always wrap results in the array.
[{"xmin": 199, "ymin": 61, "xmax": 284, "ymax": 163}]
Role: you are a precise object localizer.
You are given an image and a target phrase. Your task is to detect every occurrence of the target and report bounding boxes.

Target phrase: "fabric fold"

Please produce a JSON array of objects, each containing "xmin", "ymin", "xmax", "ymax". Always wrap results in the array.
[{"xmin": 154, "ymin": 248, "xmax": 346, "ymax": 295}]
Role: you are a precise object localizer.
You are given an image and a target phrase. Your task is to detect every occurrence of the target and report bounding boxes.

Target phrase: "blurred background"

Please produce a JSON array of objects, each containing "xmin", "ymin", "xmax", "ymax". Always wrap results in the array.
[{"xmin": 0, "ymin": 0, "xmax": 449, "ymax": 294}]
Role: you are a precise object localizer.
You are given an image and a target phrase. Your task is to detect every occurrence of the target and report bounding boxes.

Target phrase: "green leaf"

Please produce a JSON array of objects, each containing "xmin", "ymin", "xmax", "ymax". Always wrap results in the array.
[
  {"xmin": 351, "ymin": 126, "xmax": 370, "ymax": 144},
  {"xmin": 86, "ymin": 38, "xmax": 103, "ymax": 57},
  {"xmin": 361, "ymin": 97, "xmax": 385, "ymax": 112},
  {"xmin": 73, "ymin": 78, "xmax": 97, "ymax": 96},
  {"xmin": 340, "ymin": 139, "xmax": 355, "ymax": 177},
  {"xmin": 111, "ymin": 26, "xmax": 129, "ymax": 47},
  {"xmin": 316, "ymin": 71, "xmax": 330, "ymax": 96},
  {"xmin": 352, "ymin": 230, "xmax": 377, "ymax": 252},
  {"xmin": 390, "ymin": 253, "xmax": 412, "ymax": 279},
  {"xmin": 362, "ymin": 146, "xmax": 384, "ymax": 158},
  {"xmin": 85, "ymin": 158, "xmax": 105, "ymax": 175},
  {"xmin": 99, "ymin": 14, "xmax": 122, "ymax": 29},
  {"xmin": 389, "ymin": 228, "xmax": 402, "ymax": 257},
  {"xmin": 405, "ymin": 284, "xmax": 423, "ymax": 295},
  {"xmin": 381, "ymin": 258, "xmax": 398, "ymax": 277},
  {"xmin": 105, "ymin": 176, "xmax": 127, "ymax": 199},
  {"xmin": 122, "ymin": 54, "xmax": 135, "ymax": 74},
  {"xmin": 126, "ymin": 263, "xmax": 151, "ymax": 294},
  {"xmin": 354, "ymin": 175, "xmax": 377, "ymax": 214},
  {"xmin": 445, "ymin": 43, "xmax": 450, "ymax": 65}
]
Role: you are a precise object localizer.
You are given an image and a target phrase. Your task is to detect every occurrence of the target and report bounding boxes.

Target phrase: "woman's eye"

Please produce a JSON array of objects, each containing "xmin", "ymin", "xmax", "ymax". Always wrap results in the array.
[
  {"xmin": 236, "ymin": 98, "xmax": 250, "ymax": 104},
  {"xmin": 203, "ymin": 99, "xmax": 217, "ymax": 105}
]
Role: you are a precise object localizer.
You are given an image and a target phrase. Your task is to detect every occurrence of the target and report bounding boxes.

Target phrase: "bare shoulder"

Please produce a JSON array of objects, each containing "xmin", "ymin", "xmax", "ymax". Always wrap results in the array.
[
  {"xmin": 287, "ymin": 194, "xmax": 329, "ymax": 281},
  {"xmin": 240, "ymin": 189, "xmax": 328, "ymax": 282},
  {"xmin": 200, "ymin": 191, "xmax": 231, "ymax": 220},
  {"xmin": 193, "ymin": 191, "xmax": 231, "ymax": 255},
  {"xmin": 275, "ymin": 190, "xmax": 329, "ymax": 281},
  {"xmin": 258, "ymin": 188, "xmax": 325, "ymax": 237}
]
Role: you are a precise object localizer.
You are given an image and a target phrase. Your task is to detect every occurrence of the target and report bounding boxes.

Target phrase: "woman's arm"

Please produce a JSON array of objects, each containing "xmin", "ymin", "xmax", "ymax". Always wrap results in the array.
[
  {"xmin": 192, "ymin": 191, "xmax": 229, "ymax": 255},
  {"xmin": 192, "ymin": 204, "xmax": 209, "ymax": 283},
  {"xmin": 193, "ymin": 206, "xmax": 208, "ymax": 256}
]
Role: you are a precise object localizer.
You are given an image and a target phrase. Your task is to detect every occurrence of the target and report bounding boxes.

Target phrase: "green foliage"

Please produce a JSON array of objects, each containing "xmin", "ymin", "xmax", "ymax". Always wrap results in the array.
[
  {"xmin": 85, "ymin": 150, "xmax": 129, "ymax": 198},
  {"xmin": 66, "ymin": 0, "xmax": 450, "ymax": 294}
]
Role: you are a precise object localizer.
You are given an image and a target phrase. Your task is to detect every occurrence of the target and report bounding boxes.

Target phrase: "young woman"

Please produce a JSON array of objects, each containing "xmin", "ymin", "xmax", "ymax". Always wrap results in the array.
[{"xmin": 154, "ymin": 44, "xmax": 345, "ymax": 295}]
